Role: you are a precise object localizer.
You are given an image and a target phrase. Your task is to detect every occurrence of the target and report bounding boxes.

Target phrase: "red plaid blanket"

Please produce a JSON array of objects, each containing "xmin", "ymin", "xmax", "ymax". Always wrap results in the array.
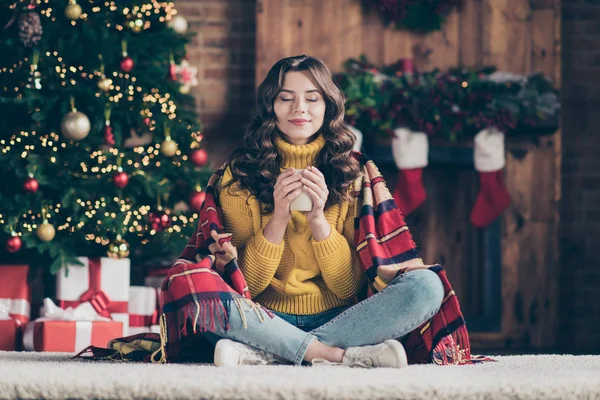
[{"xmin": 76, "ymin": 152, "xmax": 490, "ymax": 365}]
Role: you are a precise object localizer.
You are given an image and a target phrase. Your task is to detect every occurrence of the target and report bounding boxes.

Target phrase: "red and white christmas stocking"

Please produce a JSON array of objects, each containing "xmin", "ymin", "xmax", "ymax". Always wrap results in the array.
[
  {"xmin": 348, "ymin": 126, "xmax": 363, "ymax": 152},
  {"xmin": 392, "ymin": 128, "xmax": 428, "ymax": 215},
  {"xmin": 470, "ymin": 128, "xmax": 512, "ymax": 228}
]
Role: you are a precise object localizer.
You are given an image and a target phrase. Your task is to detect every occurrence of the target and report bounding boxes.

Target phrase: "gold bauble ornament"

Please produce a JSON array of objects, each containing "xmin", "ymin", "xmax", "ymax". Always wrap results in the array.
[
  {"xmin": 179, "ymin": 85, "xmax": 191, "ymax": 94},
  {"xmin": 37, "ymin": 222, "xmax": 56, "ymax": 242},
  {"xmin": 107, "ymin": 236, "xmax": 130, "ymax": 259},
  {"xmin": 61, "ymin": 110, "xmax": 90, "ymax": 141},
  {"xmin": 97, "ymin": 75, "xmax": 112, "ymax": 92},
  {"xmin": 65, "ymin": 2, "xmax": 82, "ymax": 20},
  {"xmin": 161, "ymin": 138, "xmax": 178, "ymax": 157}
]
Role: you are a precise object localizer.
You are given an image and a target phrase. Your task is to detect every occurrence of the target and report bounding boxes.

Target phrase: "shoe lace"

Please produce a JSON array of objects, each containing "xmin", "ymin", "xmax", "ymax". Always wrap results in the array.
[
  {"xmin": 343, "ymin": 347, "xmax": 378, "ymax": 368},
  {"xmin": 239, "ymin": 346, "xmax": 286, "ymax": 365}
]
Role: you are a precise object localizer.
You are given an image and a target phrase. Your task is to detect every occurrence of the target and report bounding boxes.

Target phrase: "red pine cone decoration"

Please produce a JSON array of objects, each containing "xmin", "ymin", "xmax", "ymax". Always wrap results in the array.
[
  {"xmin": 104, "ymin": 125, "xmax": 115, "ymax": 146},
  {"xmin": 168, "ymin": 63, "xmax": 177, "ymax": 81}
]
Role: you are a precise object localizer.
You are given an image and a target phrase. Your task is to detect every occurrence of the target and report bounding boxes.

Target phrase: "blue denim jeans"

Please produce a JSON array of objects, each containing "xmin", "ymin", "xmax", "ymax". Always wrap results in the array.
[{"xmin": 202, "ymin": 268, "xmax": 444, "ymax": 365}]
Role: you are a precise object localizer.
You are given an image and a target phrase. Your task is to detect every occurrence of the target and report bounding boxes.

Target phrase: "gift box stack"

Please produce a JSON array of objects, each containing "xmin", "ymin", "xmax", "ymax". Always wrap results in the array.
[
  {"xmin": 23, "ymin": 257, "xmax": 130, "ymax": 353},
  {"xmin": 0, "ymin": 265, "xmax": 31, "ymax": 351},
  {"xmin": 2, "ymin": 257, "xmax": 169, "ymax": 353}
]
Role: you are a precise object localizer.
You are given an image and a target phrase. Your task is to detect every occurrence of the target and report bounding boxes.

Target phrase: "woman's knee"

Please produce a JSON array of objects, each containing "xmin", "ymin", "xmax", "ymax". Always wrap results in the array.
[{"xmin": 393, "ymin": 268, "xmax": 444, "ymax": 312}]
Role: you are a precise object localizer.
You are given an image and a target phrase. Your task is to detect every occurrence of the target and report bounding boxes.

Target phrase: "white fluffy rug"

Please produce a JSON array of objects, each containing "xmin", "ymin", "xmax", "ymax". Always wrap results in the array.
[{"xmin": 1, "ymin": 351, "xmax": 599, "ymax": 399}]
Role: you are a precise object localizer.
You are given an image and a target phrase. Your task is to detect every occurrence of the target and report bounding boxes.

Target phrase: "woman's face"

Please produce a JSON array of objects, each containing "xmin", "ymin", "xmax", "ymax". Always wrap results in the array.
[{"xmin": 274, "ymin": 71, "xmax": 326, "ymax": 145}]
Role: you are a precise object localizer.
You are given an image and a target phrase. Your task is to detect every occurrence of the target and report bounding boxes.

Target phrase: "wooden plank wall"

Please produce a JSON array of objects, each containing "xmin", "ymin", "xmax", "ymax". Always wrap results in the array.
[
  {"xmin": 256, "ymin": 0, "xmax": 561, "ymax": 350},
  {"xmin": 257, "ymin": 0, "xmax": 560, "ymax": 79}
]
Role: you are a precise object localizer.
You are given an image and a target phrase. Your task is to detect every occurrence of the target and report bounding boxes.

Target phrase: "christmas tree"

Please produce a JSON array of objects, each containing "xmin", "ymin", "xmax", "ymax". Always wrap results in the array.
[{"xmin": 0, "ymin": 1, "xmax": 211, "ymax": 273}]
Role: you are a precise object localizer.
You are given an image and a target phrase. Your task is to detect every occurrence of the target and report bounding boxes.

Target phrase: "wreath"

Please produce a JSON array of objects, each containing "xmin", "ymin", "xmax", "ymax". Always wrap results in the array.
[{"xmin": 365, "ymin": 0, "xmax": 461, "ymax": 33}]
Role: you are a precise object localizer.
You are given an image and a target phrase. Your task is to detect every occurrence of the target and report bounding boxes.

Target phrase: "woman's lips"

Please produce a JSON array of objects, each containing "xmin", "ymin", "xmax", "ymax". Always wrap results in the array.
[{"xmin": 289, "ymin": 119, "xmax": 309, "ymax": 126}]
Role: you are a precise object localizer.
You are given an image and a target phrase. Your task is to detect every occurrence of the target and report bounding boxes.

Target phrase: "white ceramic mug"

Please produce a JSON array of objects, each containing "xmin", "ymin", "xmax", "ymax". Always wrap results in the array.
[{"xmin": 289, "ymin": 169, "xmax": 313, "ymax": 211}]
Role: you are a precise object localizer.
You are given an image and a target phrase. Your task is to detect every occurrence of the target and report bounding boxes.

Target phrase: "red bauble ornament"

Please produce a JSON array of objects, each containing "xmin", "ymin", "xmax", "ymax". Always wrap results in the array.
[
  {"xmin": 143, "ymin": 117, "xmax": 151, "ymax": 127},
  {"xmin": 24, "ymin": 177, "xmax": 39, "ymax": 193},
  {"xmin": 120, "ymin": 56, "xmax": 134, "ymax": 73},
  {"xmin": 149, "ymin": 212, "xmax": 160, "ymax": 231},
  {"xmin": 113, "ymin": 171, "xmax": 129, "ymax": 188},
  {"xmin": 190, "ymin": 148, "xmax": 208, "ymax": 167},
  {"xmin": 6, "ymin": 236, "xmax": 22, "ymax": 253},
  {"xmin": 149, "ymin": 211, "xmax": 171, "ymax": 231},
  {"xmin": 189, "ymin": 191, "xmax": 206, "ymax": 212},
  {"xmin": 159, "ymin": 213, "xmax": 171, "ymax": 229}
]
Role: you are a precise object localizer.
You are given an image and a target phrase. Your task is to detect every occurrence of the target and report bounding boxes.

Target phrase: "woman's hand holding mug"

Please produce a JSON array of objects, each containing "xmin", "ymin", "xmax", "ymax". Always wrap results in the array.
[{"xmin": 272, "ymin": 167, "xmax": 304, "ymax": 222}]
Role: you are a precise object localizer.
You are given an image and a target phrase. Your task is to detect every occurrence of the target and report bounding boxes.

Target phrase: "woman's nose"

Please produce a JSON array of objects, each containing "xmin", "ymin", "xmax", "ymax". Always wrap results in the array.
[{"xmin": 293, "ymin": 98, "xmax": 307, "ymax": 113}]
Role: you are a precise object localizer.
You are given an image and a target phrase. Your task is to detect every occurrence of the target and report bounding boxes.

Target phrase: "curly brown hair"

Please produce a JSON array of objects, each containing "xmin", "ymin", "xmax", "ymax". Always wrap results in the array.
[{"xmin": 224, "ymin": 55, "xmax": 361, "ymax": 213}]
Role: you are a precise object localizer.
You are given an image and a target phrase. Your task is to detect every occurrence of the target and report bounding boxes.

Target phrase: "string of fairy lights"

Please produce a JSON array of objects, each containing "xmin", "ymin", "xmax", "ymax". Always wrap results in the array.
[
  {"xmin": 1, "ymin": 129, "xmax": 199, "ymax": 237},
  {"xmin": 1, "ymin": 0, "xmax": 207, "ymax": 258}
]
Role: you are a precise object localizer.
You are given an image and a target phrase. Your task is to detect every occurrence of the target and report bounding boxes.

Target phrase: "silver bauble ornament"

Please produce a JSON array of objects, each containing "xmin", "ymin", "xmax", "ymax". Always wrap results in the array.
[
  {"xmin": 61, "ymin": 110, "xmax": 90, "ymax": 141},
  {"xmin": 97, "ymin": 76, "xmax": 112, "ymax": 92},
  {"xmin": 168, "ymin": 15, "xmax": 188, "ymax": 34}
]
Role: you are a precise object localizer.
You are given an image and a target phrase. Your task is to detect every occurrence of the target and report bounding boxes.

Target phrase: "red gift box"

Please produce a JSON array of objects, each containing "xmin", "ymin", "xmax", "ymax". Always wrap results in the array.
[
  {"xmin": 0, "ymin": 265, "xmax": 31, "ymax": 325},
  {"xmin": 0, "ymin": 319, "xmax": 18, "ymax": 351},
  {"xmin": 24, "ymin": 320, "xmax": 123, "ymax": 352}
]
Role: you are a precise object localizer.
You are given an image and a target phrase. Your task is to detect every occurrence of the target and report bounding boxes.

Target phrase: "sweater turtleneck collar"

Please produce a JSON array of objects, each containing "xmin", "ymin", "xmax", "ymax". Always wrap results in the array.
[{"xmin": 274, "ymin": 133, "xmax": 326, "ymax": 170}]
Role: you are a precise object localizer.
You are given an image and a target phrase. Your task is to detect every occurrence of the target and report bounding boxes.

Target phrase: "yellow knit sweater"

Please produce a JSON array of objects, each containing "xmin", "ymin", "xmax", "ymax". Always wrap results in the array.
[{"xmin": 219, "ymin": 134, "xmax": 365, "ymax": 315}]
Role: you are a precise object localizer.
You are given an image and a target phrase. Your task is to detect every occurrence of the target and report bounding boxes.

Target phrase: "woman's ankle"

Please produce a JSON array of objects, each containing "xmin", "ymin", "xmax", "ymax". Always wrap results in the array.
[
  {"xmin": 304, "ymin": 340, "xmax": 345, "ymax": 363},
  {"xmin": 328, "ymin": 347, "xmax": 345, "ymax": 363}
]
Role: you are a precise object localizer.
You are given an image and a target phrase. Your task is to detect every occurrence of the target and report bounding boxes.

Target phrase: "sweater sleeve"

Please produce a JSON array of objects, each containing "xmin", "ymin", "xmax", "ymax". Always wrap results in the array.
[
  {"xmin": 311, "ymin": 201, "xmax": 365, "ymax": 300},
  {"xmin": 220, "ymin": 168, "xmax": 284, "ymax": 298}
]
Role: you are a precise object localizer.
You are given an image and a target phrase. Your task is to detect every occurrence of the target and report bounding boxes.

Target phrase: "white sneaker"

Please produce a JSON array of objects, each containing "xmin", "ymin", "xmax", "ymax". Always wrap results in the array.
[
  {"xmin": 312, "ymin": 340, "xmax": 408, "ymax": 368},
  {"xmin": 213, "ymin": 339, "xmax": 289, "ymax": 367}
]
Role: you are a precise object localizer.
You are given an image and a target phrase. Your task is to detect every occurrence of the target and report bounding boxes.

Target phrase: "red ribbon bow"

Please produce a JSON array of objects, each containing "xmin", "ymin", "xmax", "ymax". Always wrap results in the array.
[
  {"xmin": 79, "ymin": 288, "xmax": 112, "ymax": 318},
  {"xmin": 59, "ymin": 258, "xmax": 128, "ymax": 317}
]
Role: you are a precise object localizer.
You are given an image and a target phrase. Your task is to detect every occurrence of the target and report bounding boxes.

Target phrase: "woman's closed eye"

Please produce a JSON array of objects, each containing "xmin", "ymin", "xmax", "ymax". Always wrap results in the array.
[{"xmin": 280, "ymin": 97, "xmax": 320, "ymax": 102}]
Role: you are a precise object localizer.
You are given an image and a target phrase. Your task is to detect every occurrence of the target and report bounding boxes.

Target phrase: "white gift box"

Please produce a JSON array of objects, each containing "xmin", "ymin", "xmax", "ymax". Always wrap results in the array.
[
  {"xmin": 56, "ymin": 257, "xmax": 130, "ymax": 335},
  {"xmin": 128, "ymin": 286, "xmax": 159, "ymax": 334}
]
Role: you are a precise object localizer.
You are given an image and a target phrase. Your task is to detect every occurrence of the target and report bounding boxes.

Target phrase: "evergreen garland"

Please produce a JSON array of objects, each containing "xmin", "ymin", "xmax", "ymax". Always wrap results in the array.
[
  {"xmin": 334, "ymin": 56, "xmax": 560, "ymax": 143},
  {"xmin": 366, "ymin": 0, "xmax": 461, "ymax": 33}
]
